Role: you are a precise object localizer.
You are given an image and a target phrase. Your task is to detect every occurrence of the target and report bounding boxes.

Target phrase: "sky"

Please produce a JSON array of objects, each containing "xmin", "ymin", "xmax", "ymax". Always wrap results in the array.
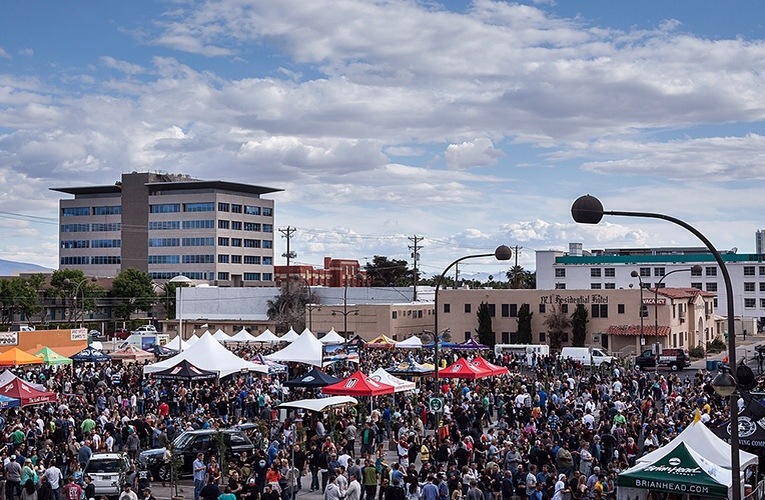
[{"xmin": 2, "ymin": 0, "xmax": 765, "ymax": 278}]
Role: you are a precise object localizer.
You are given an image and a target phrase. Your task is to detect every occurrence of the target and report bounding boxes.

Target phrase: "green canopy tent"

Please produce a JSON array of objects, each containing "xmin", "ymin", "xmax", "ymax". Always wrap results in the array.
[
  {"xmin": 617, "ymin": 442, "xmax": 732, "ymax": 499},
  {"xmin": 34, "ymin": 347, "xmax": 72, "ymax": 366}
]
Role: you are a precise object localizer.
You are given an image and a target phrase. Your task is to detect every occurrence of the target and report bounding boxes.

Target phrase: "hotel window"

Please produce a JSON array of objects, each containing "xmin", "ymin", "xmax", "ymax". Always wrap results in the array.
[
  {"xmin": 555, "ymin": 268, "xmax": 566, "ymax": 278},
  {"xmin": 745, "ymin": 298, "xmax": 756, "ymax": 308},
  {"xmin": 604, "ymin": 283, "xmax": 616, "ymax": 289},
  {"xmin": 443, "ymin": 304, "xmax": 450, "ymax": 313},
  {"xmin": 591, "ymin": 304, "xmax": 608, "ymax": 318},
  {"xmin": 691, "ymin": 282, "xmax": 702, "ymax": 290},
  {"xmin": 745, "ymin": 282, "xmax": 756, "ymax": 292},
  {"xmin": 591, "ymin": 283, "xmax": 602, "ymax": 289},
  {"xmin": 555, "ymin": 283, "xmax": 566, "ymax": 290},
  {"xmin": 617, "ymin": 304, "xmax": 625, "ymax": 314},
  {"xmin": 706, "ymin": 267, "xmax": 717, "ymax": 277},
  {"xmin": 640, "ymin": 267, "xmax": 651, "ymax": 277},
  {"xmin": 591, "ymin": 268, "xmax": 601, "ymax": 278},
  {"xmin": 604, "ymin": 268, "xmax": 615, "ymax": 278},
  {"xmin": 464, "ymin": 304, "xmax": 471, "ymax": 314},
  {"xmin": 745, "ymin": 266, "xmax": 756, "ymax": 276},
  {"xmin": 706, "ymin": 282, "xmax": 718, "ymax": 292},
  {"xmin": 691, "ymin": 266, "xmax": 702, "ymax": 276},
  {"xmin": 654, "ymin": 267, "xmax": 665, "ymax": 277}
]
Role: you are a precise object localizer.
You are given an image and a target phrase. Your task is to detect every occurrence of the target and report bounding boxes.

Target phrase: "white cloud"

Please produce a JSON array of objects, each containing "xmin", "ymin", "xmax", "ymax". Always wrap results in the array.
[
  {"xmin": 445, "ymin": 138, "xmax": 504, "ymax": 170},
  {"xmin": 99, "ymin": 56, "xmax": 145, "ymax": 75},
  {"xmin": 18, "ymin": 48, "xmax": 33, "ymax": 57},
  {"xmin": 0, "ymin": 47, "xmax": 10, "ymax": 59}
]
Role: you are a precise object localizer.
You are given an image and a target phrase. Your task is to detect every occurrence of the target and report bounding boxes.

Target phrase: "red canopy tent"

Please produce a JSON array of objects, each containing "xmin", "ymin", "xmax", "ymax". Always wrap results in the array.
[
  {"xmin": 322, "ymin": 370, "xmax": 395, "ymax": 396},
  {"xmin": 440, "ymin": 357, "xmax": 493, "ymax": 379},
  {"xmin": 469, "ymin": 356, "xmax": 509, "ymax": 376},
  {"xmin": 0, "ymin": 377, "xmax": 57, "ymax": 406}
]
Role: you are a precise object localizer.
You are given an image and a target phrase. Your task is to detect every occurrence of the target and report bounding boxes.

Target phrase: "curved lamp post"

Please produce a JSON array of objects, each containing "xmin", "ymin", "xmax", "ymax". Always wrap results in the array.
[
  {"xmin": 629, "ymin": 271, "xmax": 646, "ymax": 353},
  {"xmin": 433, "ymin": 245, "xmax": 513, "ymax": 381},
  {"xmin": 168, "ymin": 275, "xmax": 194, "ymax": 346},
  {"xmin": 571, "ymin": 195, "xmax": 741, "ymax": 500},
  {"xmin": 63, "ymin": 277, "xmax": 97, "ymax": 327}
]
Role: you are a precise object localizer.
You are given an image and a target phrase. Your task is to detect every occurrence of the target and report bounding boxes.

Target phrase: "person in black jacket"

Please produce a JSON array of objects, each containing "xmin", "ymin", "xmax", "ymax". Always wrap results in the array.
[
  {"xmin": 83, "ymin": 475, "xmax": 96, "ymax": 500},
  {"xmin": 384, "ymin": 479, "xmax": 405, "ymax": 500},
  {"xmin": 37, "ymin": 476, "xmax": 53, "ymax": 500},
  {"xmin": 200, "ymin": 477, "xmax": 220, "ymax": 500}
]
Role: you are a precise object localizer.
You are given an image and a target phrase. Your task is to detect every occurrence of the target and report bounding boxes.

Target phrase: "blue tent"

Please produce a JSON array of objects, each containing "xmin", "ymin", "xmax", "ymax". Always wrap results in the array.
[
  {"xmin": 0, "ymin": 394, "xmax": 20, "ymax": 409},
  {"xmin": 71, "ymin": 346, "xmax": 110, "ymax": 363}
]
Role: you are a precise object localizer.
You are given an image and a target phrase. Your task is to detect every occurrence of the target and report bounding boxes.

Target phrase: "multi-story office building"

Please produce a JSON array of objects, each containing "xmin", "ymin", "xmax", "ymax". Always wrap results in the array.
[
  {"xmin": 537, "ymin": 243, "xmax": 765, "ymax": 330},
  {"xmin": 52, "ymin": 172, "xmax": 281, "ymax": 285}
]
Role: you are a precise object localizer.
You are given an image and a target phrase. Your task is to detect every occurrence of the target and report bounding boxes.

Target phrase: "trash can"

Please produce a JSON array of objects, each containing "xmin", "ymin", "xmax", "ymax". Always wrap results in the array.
[{"xmin": 706, "ymin": 360, "xmax": 719, "ymax": 371}]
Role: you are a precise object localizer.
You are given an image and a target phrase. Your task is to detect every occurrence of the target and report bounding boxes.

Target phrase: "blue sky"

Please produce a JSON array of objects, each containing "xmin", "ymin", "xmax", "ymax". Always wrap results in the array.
[{"xmin": 2, "ymin": 0, "xmax": 765, "ymax": 277}]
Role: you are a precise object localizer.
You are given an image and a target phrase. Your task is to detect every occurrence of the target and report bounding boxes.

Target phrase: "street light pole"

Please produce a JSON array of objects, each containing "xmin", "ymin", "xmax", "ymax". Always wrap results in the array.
[
  {"xmin": 433, "ymin": 246, "xmax": 513, "ymax": 381},
  {"xmin": 63, "ymin": 277, "xmax": 97, "ymax": 328},
  {"xmin": 650, "ymin": 266, "xmax": 703, "ymax": 376},
  {"xmin": 630, "ymin": 271, "xmax": 645, "ymax": 352},
  {"xmin": 168, "ymin": 275, "xmax": 194, "ymax": 347},
  {"xmin": 332, "ymin": 274, "xmax": 362, "ymax": 342},
  {"xmin": 571, "ymin": 195, "xmax": 741, "ymax": 500}
]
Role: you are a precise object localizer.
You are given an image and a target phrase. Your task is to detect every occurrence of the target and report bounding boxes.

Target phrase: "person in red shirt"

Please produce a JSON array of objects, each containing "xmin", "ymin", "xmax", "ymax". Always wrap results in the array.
[
  {"xmin": 62, "ymin": 476, "xmax": 83, "ymax": 500},
  {"xmin": 158, "ymin": 401, "xmax": 169, "ymax": 417}
]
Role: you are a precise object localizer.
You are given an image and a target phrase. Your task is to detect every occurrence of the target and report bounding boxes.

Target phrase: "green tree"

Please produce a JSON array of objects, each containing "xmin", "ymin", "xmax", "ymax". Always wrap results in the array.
[
  {"xmin": 110, "ymin": 269, "xmax": 157, "ymax": 321},
  {"xmin": 543, "ymin": 305, "xmax": 571, "ymax": 352},
  {"xmin": 0, "ymin": 277, "xmax": 42, "ymax": 325},
  {"xmin": 475, "ymin": 301, "xmax": 495, "ymax": 347},
  {"xmin": 365, "ymin": 256, "xmax": 415, "ymax": 287},
  {"xmin": 49, "ymin": 269, "xmax": 103, "ymax": 323},
  {"xmin": 505, "ymin": 266, "xmax": 536, "ymax": 289},
  {"xmin": 267, "ymin": 281, "xmax": 310, "ymax": 333},
  {"xmin": 571, "ymin": 304, "xmax": 589, "ymax": 347},
  {"xmin": 517, "ymin": 303, "xmax": 533, "ymax": 344}
]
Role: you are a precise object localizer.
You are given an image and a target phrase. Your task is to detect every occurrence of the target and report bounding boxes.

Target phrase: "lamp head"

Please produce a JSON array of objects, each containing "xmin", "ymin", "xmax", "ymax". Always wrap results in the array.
[
  {"xmin": 690, "ymin": 264, "xmax": 703, "ymax": 274},
  {"xmin": 711, "ymin": 368, "xmax": 737, "ymax": 397},
  {"xmin": 630, "ymin": 270, "xmax": 638, "ymax": 278},
  {"xmin": 494, "ymin": 245, "xmax": 513, "ymax": 261},
  {"xmin": 571, "ymin": 195, "xmax": 604, "ymax": 224}
]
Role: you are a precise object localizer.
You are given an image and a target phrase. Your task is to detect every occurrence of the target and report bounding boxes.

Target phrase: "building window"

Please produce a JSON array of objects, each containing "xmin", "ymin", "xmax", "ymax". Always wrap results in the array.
[
  {"xmin": 231, "ymin": 204, "xmax": 242, "ymax": 214},
  {"xmin": 182, "ymin": 237, "xmax": 215, "ymax": 246},
  {"xmin": 745, "ymin": 298, "xmax": 756, "ymax": 308},
  {"xmin": 92, "ymin": 223, "xmax": 121, "ymax": 232},
  {"xmin": 263, "ymin": 207, "xmax": 273, "ymax": 216},
  {"xmin": 93, "ymin": 206, "xmax": 121, "ymax": 215},
  {"xmin": 182, "ymin": 255, "xmax": 214, "ymax": 264},
  {"xmin": 91, "ymin": 239, "xmax": 121, "ymax": 248},
  {"xmin": 640, "ymin": 267, "xmax": 651, "ymax": 277},
  {"xmin": 218, "ymin": 202, "xmax": 230, "ymax": 212},
  {"xmin": 641, "ymin": 305, "xmax": 648, "ymax": 318},
  {"xmin": 263, "ymin": 257, "xmax": 273, "ymax": 265},
  {"xmin": 244, "ymin": 239, "xmax": 260, "ymax": 248},
  {"xmin": 745, "ymin": 282, "xmax": 756, "ymax": 292},
  {"xmin": 618, "ymin": 304, "xmax": 625, "ymax": 314},
  {"xmin": 464, "ymin": 304, "xmax": 471, "ymax": 314},
  {"xmin": 691, "ymin": 282, "xmax": 702, "ymax": 290},
  {"xmin": 218, "ymin": 255, "xmax": 229, "ymax": 264},
  {"xmin": 262, "ymin": 273, "xmax": 272, "ymax": 281},
  {"xmin": 148, "ymin": 221, "xmax": 179, "ymax": 230},
  {"xmin": 90, "ymin": 256, "xmax": 121, "ymax": 265},
  {"xmin": 591, "ymin": 268, "xmax": 602, "ymax": 278},
  {"xmin": 61, "ymin": 256, "xmax": 90, "ymax": 265},
  {"xmin": 561, "ymin": 304, "xmax": 568, "ymax": 313},
  {"xmin": 605, "ymin": 283, "xmax": 616, "ymax": 289},
  {"xmin": 184, "ymin": 202, "xmax": 215, "ymax": 212},
  {"xmin": 487, "ymin": 304, "xmax": 496, "ymax": 317},
  {"xmin": 148, "ymin": 255, "xmax": 180, "ymax": 264},
  {"xmin": 591, "ymin": 304, "xmax": 608, "ymax": 318},
  {"xmin": 501, "ymin": 304, "xmax": 509, "ymax": 317},
  {"xmin": 183, "ymin": 220, "xmax": 214, "ymax": 230},
  {"xmin": 539, "ymin": 332, "xmax": 546, "ymax": 342},
  {"xmin": 555, "ymin": 268, "xmax": 566, "ymax": 278},
  {"xmin": 150, "ymin": 203, "xmax": 180, "ymax": 213},
  {"xmin": 262, "ymin": 240, "xmax": 273, "ymax": 249},
  {"xmin": 392, "ymin": 311, "xmax": 397, "ymax": 319},
  {"xmin": 231, "ymin": 221, "xmax": 242, "ymax": 230},
  {"xmin": 244, "ymin": 205, "xmax": 261, "ymax": 215},
  {"xmin": 760, "ymin": 266, "xmax": 765, "ymax": 276},
  {"xmin": 218, "ymin": 220, "xmax": 230, "ymax": 229},
  {"xmin": 501, "ymin": 332, "xmax": 509, "ymax": 343},
  {"xmin": 148, "ymin": 238, "xmax": 180, "ymax": 247},
  {"xmin": 761, "ymin": 298, "xmax": 765, "ymax": 308},
  {"xmin": 244, "ymin": 272, "xmax": 261, "ymax": 281},
  {"xmin": 745, "ymin": 266, "xmax": 756, "ymax": 276},
  {"xmin": 706, "ymin": 282, "xmax": 718, "ymax": 292},
  {"xmin": 539, "ymin": 304, "xmax": 546, "ymax": 313},
  {"xmin": 61, "ymin": 223, "xmax": 91, "ymax": 232},
  {"xmin": 706, "ymin": 267, "xmax": 717, "ymax": 277},
  {"xmin": 62, "ymin": 207, "xmax": 90, "ymax": 217},
  {"xmin": 464, "ymin": 332, "xmax": 472, "ymax": 341},
  {"xmin": 555, "ymin": 283, "xmax": 566, "ymax": 290},
  {"xmin": 604, "ymin": 268, "xmax": 615, "ymax": 278},
  {"xmin": 691, "ymin": 266, "xmax": 702, "ymax": 276},
  {"xmin": 760, "ymin": 282, "xmax": 765, "ymax": 292},
  {"xmin": 231, "ymin": 238, "xmax": 242, "ymax": 247},
  {"xmin": 654, "ymin": 267, "xmax": 665, "ymax": 277},
  {"xmin": 510, "ymin": 304, "xmax": 518, "ymax": 317},
  {"xmin": 61, "ymin": 240, "xmax": 90, "ymax": 249},
  {"xmin": 263, "ymin": 224, "xmax": 274, "ymax": 233},
  {"xmin": 218, "ymin": 272, "xmax": 230, "ymax": 281},
  {"xmin": 244, "ymin": 222, "xmax": 261, "ymax": 231},
  {"xmin": 231, "ymin": 255, "xmax": 242, "ymax": 264},
  {"xmin": 655, "ymin": 283, "xmax": 666, "ymax": 289},
  {"xmin": 591, "ymin": 283, "xmax": 601, "ymax": 289},
  {"xmin": 443, "ymin": 303, "xmax": 450, "ymax": 313},
  {"xmin": 218, "ymin": 237, "xmax": 229, "ymax": 246},
  {"xmin": 243, "ymin": 255, "xmax": 261, "ymax": 265}
]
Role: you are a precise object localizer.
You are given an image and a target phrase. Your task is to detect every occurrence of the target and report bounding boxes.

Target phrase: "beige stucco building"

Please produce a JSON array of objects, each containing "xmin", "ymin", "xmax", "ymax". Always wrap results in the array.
[{"xmin": 308, "ymin": 302, "xmax": 435, "ymax": 341}]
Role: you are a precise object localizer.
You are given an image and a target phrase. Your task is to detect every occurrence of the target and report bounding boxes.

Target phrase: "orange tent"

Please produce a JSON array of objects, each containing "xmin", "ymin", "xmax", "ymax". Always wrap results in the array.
[{"xmin": 0, "ymin": 347, "xmax": 44, "ymax": 367}]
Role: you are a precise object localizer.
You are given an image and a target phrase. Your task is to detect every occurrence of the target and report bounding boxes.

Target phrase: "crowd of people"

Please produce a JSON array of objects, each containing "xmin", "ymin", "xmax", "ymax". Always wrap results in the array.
[{"xmin": 0, "ymin": 340, "xmax": 756, "ymax": 500}]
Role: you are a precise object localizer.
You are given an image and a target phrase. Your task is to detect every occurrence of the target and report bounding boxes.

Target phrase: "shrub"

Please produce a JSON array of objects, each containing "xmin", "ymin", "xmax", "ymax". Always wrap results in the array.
[
  {"xmin": 689, "ymin": 345, "xmax": 705, "ymax": 359},
  {"xmin": 706, "ymin": 336, "xmax": 727, "ymax": 354}
]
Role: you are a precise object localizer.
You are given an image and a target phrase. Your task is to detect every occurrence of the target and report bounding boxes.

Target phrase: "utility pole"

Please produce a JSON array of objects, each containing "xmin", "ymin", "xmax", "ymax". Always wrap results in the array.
[
  {"xmin": 510, "ymin": 245, "xmax": 524, "ymax": 288},
  {"xmin": 408, "ymin": 235, "xmax": 423, "ymax": 301},
  {"xmin": 279, "ymin": 226, "xmax": 298, "ymax": 287}
]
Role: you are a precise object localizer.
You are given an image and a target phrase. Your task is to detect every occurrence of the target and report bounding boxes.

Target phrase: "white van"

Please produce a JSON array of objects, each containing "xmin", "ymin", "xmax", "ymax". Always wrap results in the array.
[
  {"xmin": 494, "ymin": 344, "xmax": 550, "ymax": 357},
  {"xmin": 560, "ymin": 346, "xmax": 613, "ymax": 367}
]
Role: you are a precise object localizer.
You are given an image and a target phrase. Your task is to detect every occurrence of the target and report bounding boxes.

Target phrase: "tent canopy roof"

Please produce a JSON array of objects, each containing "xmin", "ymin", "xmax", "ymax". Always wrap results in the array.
[
  {"xmin": 0, "ymin": 347, "xmax": 44, "ymax": 366},
  {"xmin": 252, "ymin": 329, "xmax": 281, "ymax": 343},
  {"xmin": 369, "ymin": 368, "xmax": 416, "ymax": 392},
  {"xmin": 283, "ymin": 367, "xmax": 342, "ymax": 388},
  {"xmin": 395, "ymin": 336, "xmax": 423, "ymax": 349},
  {"xmin": 280, "ymin": 328, "xmax": 300, "ymax": 342},
  {"xmin": 266, "ymin": 329, "xmax": 324, "ymax": 367},
  {"xmin": 319, "ymin": 328, "xmax": 346, "ymax": 345},
  {"xmin": 276, "ymin": 396, "xmax": 357, "ymax": 412},
  {"xmin": 322, "ymin": 370, "xmax": 395, "ymax": 396}
]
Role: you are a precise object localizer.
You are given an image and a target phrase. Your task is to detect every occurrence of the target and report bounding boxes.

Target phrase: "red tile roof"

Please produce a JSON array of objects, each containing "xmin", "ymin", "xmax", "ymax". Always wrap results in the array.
[
  {"xmin": 607, "ymin": 325, "xmax": 670, "ymax": 337},
  {"xmin": 650, "ymin": 288, "xmax": 716, "ymax": 299}
]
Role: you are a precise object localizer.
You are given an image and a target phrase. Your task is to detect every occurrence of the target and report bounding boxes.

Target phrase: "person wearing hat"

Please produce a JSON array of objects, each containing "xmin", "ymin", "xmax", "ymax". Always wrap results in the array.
[{"xmin": 551, "ymin": 474, "xmax": 569, "ymax": 500}]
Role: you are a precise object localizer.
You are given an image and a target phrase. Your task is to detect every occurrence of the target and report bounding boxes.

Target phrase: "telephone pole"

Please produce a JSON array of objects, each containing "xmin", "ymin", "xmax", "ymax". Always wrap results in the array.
[
  {"xmin": 510, "ymin": 245, "xmax": 524, "ymax": 288},
  {"xmin": 279, "ymin": 227, "xmax": 297, "ymax": 283},
  {"xmin": 408, "ymin": 235, "xmax": 423, "ymax": 301}
]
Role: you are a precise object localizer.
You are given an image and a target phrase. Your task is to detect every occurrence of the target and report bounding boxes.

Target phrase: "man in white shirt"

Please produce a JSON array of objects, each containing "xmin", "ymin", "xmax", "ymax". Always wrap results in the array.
[
  {"xmin": 346, "ymin": 472, "xmax": 361, "ymax": 500},
  {"xmin": 43, "ymin": 463, "xmax": 63, "ymax": 500}
]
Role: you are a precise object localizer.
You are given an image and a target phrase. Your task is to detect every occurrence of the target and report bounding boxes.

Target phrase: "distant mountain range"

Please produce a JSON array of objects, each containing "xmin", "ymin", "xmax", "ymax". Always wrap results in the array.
[{"xmin": 0, "ymin": 259, "xmax": 52, "ymax": 276}]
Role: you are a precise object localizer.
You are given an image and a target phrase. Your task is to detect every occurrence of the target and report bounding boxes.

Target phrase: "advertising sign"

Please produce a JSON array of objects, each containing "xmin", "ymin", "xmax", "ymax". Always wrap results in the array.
[
  {"xmin": 70, "ymin": 328, "xmax": 88, "ymax": 341},
  {"xmin": 0, "ymin": 332, "xmax": 18, "ymax": 346}
]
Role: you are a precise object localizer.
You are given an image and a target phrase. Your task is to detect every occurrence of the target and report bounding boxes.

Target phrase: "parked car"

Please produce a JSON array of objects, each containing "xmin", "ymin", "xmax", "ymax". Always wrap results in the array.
[
  {"xmin": 139, "ymin": 428, "xmax": 255, "ymax": 481},
  {"xmin": 634, "ymin": 348, "xmax": 691, "ymax": 371},
  {"xmin": 560, "ymin": 346, "xmax": 613, "ymax": 367},
  {"xmin": 132, "ymin": 325, "xmax": 158, "ymax": 334},
  {"xmin": 84, "ymin": 453, "xmax": 131, "ymax": 497},
  {"xmin": 113, "ymin": 328, "xmax": 131, "ymax": 340}
]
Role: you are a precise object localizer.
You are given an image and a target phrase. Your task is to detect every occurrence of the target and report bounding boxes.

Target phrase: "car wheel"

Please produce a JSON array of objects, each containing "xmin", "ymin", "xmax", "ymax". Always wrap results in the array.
[
  {"xmin": 671, "ymin": 364, "xmax": 679, "ymax": 371},
  {"xmin": 158, "ymin": 464, "xmax": 170, "ymax": 482}
]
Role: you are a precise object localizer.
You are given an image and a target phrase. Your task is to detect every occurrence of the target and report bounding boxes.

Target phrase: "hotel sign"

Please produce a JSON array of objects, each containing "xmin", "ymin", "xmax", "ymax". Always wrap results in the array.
[
  {"xmin": 643, "ymin": 298, "xmax": 666, "ymax": 305},
  {"xmin": 540, "ymin": 294, "xmax": 608, "ymax": 305}
]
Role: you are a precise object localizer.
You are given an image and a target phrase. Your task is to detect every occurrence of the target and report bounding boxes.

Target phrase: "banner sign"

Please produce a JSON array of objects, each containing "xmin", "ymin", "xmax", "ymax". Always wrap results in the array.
[
  {"xmin": 71, "ymin": 328, "xmax": 88, "ymax": 341},
  {"xmin": 0, "ymin": 332, "xmax": 18, "ymax": 346}
]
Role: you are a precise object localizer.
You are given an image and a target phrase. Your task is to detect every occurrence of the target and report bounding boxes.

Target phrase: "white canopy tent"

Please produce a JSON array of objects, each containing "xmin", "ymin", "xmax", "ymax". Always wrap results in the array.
[
  {"xmin": 144, "ymin": 332, "xmax": 269, "ymax": 377},
  {"xmin": 369, "ymin": 368, "xmax": 416, "ymax": 393},
  {"xmin": 266, "ymin": 328, "xmax": 324, "ymax": 367},
  {"xmin": 395, "ymin": 336, "xmax": 423, "ymax": 349},
  {"xmin": 166, "ymin": 336, "xmax": 189, "ymax": 351},
  {"xmin": 276, "ymin": 396, "xmax": 357, "ymax": 412},
  {"xmin": 186, "ymin": 334, "xmax": 199, "ymax": 346},
  {"xmin": 280, "ymin": 328, "xmax": 300, "ymax": 342},
  {"xmin": 253, "ymin": 329, "xmax": 282, "ymax": 343},
  {"xmin": 213, "ymin": 329, "xmax": 230, "ymax": 342},
  {"xmin": 229, "ymin": 328, "xmax": 259, "ymax": 343},
  {"xmin": 319, "ymin": 328, "xmax": 346, "ymax": 345}
]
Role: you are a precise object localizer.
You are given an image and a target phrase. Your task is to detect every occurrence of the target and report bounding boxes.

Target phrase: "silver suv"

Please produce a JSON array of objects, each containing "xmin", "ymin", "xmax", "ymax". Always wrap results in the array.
[{"xmin": 84, "ymin": 453, "xmax": 131, "ymax": 497}]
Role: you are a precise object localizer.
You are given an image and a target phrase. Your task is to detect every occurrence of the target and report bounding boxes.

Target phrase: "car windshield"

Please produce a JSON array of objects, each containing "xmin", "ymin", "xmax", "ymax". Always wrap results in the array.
[
  {"xmin": 85, "ymin": 459, "xmax": 122, "ymax": 474},
  {"xmin": 173, "ymin": 432, "xmax": 196, "ymax": 449}
]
